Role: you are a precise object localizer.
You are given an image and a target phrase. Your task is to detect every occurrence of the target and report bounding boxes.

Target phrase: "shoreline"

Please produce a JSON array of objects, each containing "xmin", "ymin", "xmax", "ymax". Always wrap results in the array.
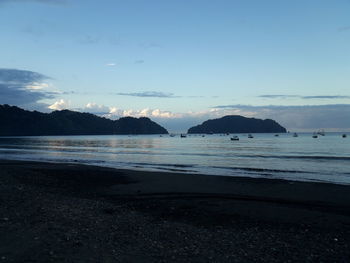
[
  {"xmin": 2, "ymin": 159, "xmax": 350, "ymax": 205},
  {"xmin": 1, "ymin": 160, "xmax": 350, "ymax": 262},
  {"xmin": 2, "ymin": 156, "xmax": 350, "ymax": 186},
  {"xmin": 0, "ymin": 159, "xmax": 350, "ymax": 206}
]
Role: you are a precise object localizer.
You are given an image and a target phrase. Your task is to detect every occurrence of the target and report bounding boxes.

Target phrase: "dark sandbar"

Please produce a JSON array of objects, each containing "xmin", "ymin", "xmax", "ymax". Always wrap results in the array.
[{"xmin": 0, "ymin": 160, "xmax": 350, "ymax": 262}]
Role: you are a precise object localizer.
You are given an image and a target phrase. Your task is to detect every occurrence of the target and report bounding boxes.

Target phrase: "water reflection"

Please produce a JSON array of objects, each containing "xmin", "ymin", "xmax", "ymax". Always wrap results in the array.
[{"xmin": 0, "ymin": 134, "xmax": 349, "ymax": 184}]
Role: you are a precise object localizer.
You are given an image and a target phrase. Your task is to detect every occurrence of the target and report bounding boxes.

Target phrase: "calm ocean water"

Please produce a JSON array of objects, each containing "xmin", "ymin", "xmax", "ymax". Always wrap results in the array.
[{"xmin": 0, "ymin": 133, "xmax": 349, "ymax": 184}]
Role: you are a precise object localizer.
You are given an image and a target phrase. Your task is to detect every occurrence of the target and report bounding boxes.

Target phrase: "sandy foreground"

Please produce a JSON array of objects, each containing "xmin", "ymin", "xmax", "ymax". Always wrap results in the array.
[{"xmin": 0, "ymin": 160, "xmax": 350, "ymax": 262}]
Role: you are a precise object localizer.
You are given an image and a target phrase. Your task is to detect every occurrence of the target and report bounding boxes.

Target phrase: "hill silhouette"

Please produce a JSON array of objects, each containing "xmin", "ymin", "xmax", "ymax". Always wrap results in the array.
[
  {"xmin": 0, "ymin": 105, "xmax": 168, "ymax": 136},
  {"xmin": 187, "ymin": 115, "xmax": 286, "ymax": 134}
]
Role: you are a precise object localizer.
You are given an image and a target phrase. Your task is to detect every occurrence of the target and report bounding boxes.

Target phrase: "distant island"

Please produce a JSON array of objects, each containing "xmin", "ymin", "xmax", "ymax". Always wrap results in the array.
[
  {"xmin": 187, "ymin": 115, "xmax": 286, "ymax": 134},
  {"xmin": 0, "ymin": 104, "xmax": 168, "ymax": 136}
]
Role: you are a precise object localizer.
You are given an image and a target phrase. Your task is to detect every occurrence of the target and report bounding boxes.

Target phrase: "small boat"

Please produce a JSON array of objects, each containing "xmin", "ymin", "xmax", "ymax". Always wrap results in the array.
[
  {"xmin": 248, "ymin": 134, "xmax": 254, "ymax": 138},
  {"xmin": 180, "ymin": 134, "xmax": 187, "ymax": 138},
  {"xmin": 342, "ymin": 134, "xmax": 347, "ymax": 138},
  {"xmin": 230, "ymin": 136, "xmax": 239, "ymax": 141},
  {"xmin": 274, "ymin": 134, "xmax": 279, "ymax": 137},
  {"xmin": 169, "ymin": 134, "xmax": 176, "ymax": 137},
  {"xmin": 293, "ymin": 133, "xmax": 298, "ymax": 137},
  {"xmin": 317, "ymin": 129, "xmax": 325, "ymax": 136},
  {"xmin": 312, "ymin": 133, "xmax": 318, "ymax": 138}
]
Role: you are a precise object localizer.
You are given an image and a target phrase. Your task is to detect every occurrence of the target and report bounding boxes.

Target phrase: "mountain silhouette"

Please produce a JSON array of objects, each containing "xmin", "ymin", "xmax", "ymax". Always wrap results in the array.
[
  {"xmin": 187, "ymin": 115, "xmax": 286, "ymax": 134},
  {"xmin": 0, "ymin": 104, "xmax": 168, "ymax": 136}
]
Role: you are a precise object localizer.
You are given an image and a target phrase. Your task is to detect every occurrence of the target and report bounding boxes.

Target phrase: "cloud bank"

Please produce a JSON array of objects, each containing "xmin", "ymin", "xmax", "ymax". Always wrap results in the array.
[
  {"xmin": 44, "ymin": 100, "xmax": 350, "ymax": 132},
  {"xmin": 212, "ymin": 104, "xmax": 350, "ymax": 131},
  {"xmin": 3, "ymin": 68, "xmax": 348, "ymax": 133},
  {"xmin": 116, "ymin": 91, "xmax": 179, "ymax": 98},
  {"xmin": 48, "ymin": 99, "xmax": 70, "ymax": 110},
  {"xmin": 0, "ymin": 68, "xmax": 56, "ymax": 111},
  {"xmin": 259, "ymin": 94, "xmax": 350, "ymax": 100}
]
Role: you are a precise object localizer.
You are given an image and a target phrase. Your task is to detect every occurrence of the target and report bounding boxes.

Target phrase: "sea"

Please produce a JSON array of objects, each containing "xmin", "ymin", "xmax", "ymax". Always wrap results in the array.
[{"xmin": 0, "ymin": 133, "xmax": 349, "ymax": 185}]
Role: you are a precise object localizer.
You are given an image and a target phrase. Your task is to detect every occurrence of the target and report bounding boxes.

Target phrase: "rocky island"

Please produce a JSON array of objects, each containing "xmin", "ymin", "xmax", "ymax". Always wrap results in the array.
[
  {"xmin": 188, "ymin": 115, "xmax": 286, "ymax": 134},
  {"xmin": 0, "ymin": 104, "xmax": 168, "ymax": 136}
]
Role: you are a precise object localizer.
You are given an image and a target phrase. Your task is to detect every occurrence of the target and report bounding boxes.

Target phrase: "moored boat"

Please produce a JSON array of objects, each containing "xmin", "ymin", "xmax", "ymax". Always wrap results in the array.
[{"xmin": 317, "ymin": 129, "xmax": 325, "ymax": 136}]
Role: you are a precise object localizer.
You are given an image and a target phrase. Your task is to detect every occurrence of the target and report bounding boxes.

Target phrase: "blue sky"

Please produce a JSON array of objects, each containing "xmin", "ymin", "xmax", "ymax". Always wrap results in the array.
[{"xmin": 1, "ymin": 0, "xmax": 350, "ymax": 132}]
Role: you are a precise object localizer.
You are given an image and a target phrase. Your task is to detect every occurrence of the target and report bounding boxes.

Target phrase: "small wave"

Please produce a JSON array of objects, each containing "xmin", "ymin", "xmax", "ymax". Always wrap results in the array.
[
  {"xmin": 151, "ymin": 167, "xmax": 197, "ymax": 173},
  {"xmin": 128, "ymin": 162, "xmax": 195, "ymax": 169},
  {"xmin": 212, "ymin": 166, "xmax": 310, "ymax": 174},
  {"xmin": 237, "ymin": 154, "xmax": 350, "ymax": 161},
  {"xmin": 287, "ymin": 156, "xmax": 350, "ymax": 161}
]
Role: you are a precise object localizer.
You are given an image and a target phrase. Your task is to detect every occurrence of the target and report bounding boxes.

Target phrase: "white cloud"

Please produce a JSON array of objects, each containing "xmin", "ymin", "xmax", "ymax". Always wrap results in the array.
[
  {"xmin": 26, "ymin": 82, "xmax": 50, "ymax": 90},
  {"xmin": 105, "ymin": 107, "xmax": 246, "ymax": 120},
  {"xmin": 105, "ymin": 107, "xmax": 180, "ymax": 119},
  {"xmin": 151, "ymin": 109, "xmax": 177, "ymax": 118},
  {"xmin": 48, "ymin": 99, "xmax": 70, "ymax": 110},
  {"xmin": 46, "ymin": 101, "xmax": 350, "ymax": 132},
  {"xmin": 84, "ymin": 102, "xmax": 110, "ymax": 113},
  {"xmin": 98, "ymin": 106, "xmax": 253, "ymax": 132},
  {"xmin": 104, "ymin": 104, "xmax": 350, "ymax": 132}
]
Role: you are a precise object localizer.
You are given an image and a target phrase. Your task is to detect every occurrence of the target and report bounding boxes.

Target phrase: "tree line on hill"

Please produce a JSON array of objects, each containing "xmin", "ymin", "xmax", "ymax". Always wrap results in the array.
[
  {"xmin": 0, "ymin": 105, "xmax": 168, "ymax": 136},
  {"xmin": 0, "ymin": 105, "xmax": 287, "ymax": 136},
  {"xmin": 187, "ymin": 115, "xmax": 286, "ymax": 134}
]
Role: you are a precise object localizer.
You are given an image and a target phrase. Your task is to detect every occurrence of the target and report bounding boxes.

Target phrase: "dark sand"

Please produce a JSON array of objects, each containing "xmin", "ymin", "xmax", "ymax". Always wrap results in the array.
[{"xmin": 1, "ymin": 160, "xmax": 350, "ymax": 262}]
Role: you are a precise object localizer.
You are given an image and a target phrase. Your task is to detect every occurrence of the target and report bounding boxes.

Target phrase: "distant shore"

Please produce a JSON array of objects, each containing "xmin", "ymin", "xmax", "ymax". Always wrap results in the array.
[{"xmin": 1, "ymin": 160, "xmax": 350, "ymax": 262}]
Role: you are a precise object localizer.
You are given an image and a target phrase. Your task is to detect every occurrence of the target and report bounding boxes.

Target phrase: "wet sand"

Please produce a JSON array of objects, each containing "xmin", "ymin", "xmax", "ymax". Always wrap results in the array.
[{"xmin": 0, "ymin": 160, "xmax": 350, "ymax": 262}]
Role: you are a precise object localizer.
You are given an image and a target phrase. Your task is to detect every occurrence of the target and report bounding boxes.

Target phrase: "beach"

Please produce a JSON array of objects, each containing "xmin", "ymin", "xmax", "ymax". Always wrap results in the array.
[{"xmin": 1, "ymin": 160, "xmax": 350, "ymax": 262}]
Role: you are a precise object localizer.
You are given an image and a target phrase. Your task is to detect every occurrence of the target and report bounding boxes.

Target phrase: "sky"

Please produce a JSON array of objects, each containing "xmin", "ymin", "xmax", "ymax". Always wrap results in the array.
[{"xmin": 1, "ymin": 0, "xmax": 350, "ymax": 132}]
